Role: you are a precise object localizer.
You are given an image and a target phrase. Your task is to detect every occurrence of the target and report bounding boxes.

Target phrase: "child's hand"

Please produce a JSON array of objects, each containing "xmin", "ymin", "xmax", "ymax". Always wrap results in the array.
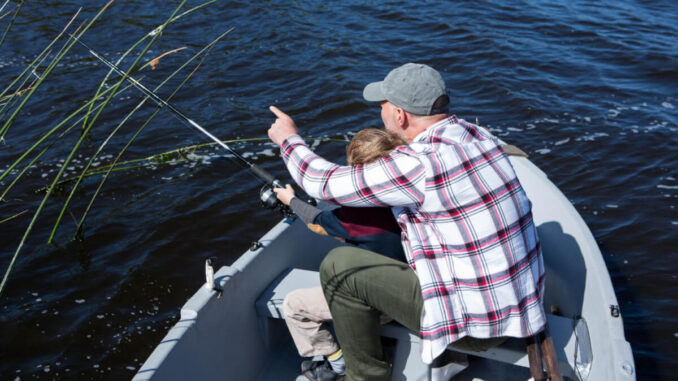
[{"xmin": 273, "ymin": 184, "xmax": 295, "ymax": 206}]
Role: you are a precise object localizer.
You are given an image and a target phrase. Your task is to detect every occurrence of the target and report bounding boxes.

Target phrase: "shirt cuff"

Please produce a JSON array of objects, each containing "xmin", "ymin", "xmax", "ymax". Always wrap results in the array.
[
  {"xmin": 280, "ymin": 134, "xmax": 306, "ymax": 161},
  {"xmin": 289, "ymin": 197, "xmax": 322, "ymax": 225}
]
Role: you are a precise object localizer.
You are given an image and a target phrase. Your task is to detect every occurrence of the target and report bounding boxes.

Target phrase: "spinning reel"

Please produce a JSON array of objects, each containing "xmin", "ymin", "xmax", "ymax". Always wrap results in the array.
[{"xmin": 259, "ymin": 184, "xmax": 295, "ymax": 218}]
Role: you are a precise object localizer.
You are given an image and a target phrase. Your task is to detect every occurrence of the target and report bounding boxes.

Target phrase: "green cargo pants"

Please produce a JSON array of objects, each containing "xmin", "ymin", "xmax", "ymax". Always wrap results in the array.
[{"xmin": 319, "ymin": 246, "xmax": 503, "ymax": 381}]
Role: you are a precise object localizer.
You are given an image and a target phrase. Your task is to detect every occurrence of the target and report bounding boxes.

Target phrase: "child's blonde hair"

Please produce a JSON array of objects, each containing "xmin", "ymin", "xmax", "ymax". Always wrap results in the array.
[{"xmin": 346, "ymin": 128, "xmax": 407, "ymax": 166}]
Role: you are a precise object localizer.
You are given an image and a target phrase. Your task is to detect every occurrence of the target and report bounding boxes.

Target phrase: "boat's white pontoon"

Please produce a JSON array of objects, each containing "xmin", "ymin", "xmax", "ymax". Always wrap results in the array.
[{"xmin": 133, "ymin": 155, "xmax": 635, "ymax": 380}]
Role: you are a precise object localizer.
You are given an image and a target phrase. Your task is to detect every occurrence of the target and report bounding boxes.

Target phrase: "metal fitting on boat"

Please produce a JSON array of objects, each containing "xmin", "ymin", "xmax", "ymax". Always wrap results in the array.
[{"xmin": 205, "ymin": 257, "xmax": 216, "ymax": 290}]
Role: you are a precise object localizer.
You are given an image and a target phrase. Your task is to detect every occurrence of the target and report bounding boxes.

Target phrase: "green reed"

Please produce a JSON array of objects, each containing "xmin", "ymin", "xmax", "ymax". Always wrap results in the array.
[
  {"xmin": 0, "ymin": 82, "xmax": 136, "ymax": 203},
  {"xmin": 48, "ymin": 0, "xmax": 190, "ymax": 242},
  {"xmin": 71, "ymin": 28, "xmax": 236, "ymax": 240},
  {"xmin": 0, "ymin": 0, "xmax": 23, "ymax": 49},
  {"xmin": 0, "ymin": 6, "xmax": 86, "ymax": 139},
  {"xmin": 0, "ymin": 0, "xmax": 224, "ymax": 297}
]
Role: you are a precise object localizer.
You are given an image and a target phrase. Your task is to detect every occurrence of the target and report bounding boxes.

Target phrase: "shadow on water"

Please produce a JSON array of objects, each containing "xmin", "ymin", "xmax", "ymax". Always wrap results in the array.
[{"xmin": 54, "ymin": 239, "xmax": 92, "ymax": 271}]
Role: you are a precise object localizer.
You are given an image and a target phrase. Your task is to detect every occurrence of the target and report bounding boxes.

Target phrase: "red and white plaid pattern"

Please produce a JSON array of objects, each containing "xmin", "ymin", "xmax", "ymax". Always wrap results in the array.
[{"xmin": 281, "ymin": 116, "xmax": 546, "ymax": 363}]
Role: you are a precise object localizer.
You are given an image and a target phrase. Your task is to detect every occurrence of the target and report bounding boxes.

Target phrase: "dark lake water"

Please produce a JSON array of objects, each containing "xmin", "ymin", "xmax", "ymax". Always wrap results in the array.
[{"xmin": 1, "ymin": 0, "xmax": 676, "ymax": 379}]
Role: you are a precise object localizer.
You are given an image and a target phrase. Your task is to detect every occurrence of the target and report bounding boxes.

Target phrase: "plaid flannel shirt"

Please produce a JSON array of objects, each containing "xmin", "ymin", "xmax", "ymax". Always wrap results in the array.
[{"xmin": 281, "ymin": 116, "xmax": 546, "ymax": 363}]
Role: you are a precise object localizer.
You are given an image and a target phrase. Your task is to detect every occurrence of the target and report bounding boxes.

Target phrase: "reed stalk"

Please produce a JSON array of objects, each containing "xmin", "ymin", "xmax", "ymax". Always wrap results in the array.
[
  {"xmin": 1, "ymin": 0, "xmax": 215, "ymax": 136},
  {"xmin": 1, "ymin": 0, "xmax": 232, "ymax": 298},
  {"xmin": 0, "ymin": 4, "xmax": 79, "ymax": 102},
  {"xmin": 79, "ymin": 0, "xmax": 187, "ymax": 135},
  {"xmin": 0, "ymin": 70, "xmax": 39, "ymax": 106},
  {"xmin": 0, "ymin": 7, "xmax": 88, "ymax": 139},
  {"xmin": 0, "ymin": 209, "xmax": 27, "ymax": 224},
  {"xmin": 0, "ymin": 54, "xmax": 48, "ymax": 125},
  {"xmin": 72, "ymin": 28, "xmax": 235, "ymax": 238},
  {"xmin": 0, "ymin": 82, "xmax": 136, "ymax": 202},
  {"xmin": 0, "ymin": 82, "xmax": 134, "ymax": 187},
  {"xmin": 48, "ymin": 1, "xmax": 190, "ymax": 242},
  {"xmin": 0, "ymin": 1, "xmax": 117, "ymax": 297},
  {"xmin": 81, "ymin": 0, "xmax": 215, "ymax": 130},
  {"xmin": 1, "ymin": 0, "xmax": 215, "ymax": 182},
  {"xmin": 0, "ymin": 0, "xmax": 22, "ymax": 49}
]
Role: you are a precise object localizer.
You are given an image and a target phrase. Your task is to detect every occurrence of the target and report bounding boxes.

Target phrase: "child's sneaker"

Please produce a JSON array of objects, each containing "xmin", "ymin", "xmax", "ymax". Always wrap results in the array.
[{"xmin": 301, "ymin": 360, "xmax": 345, "ymax": 381}]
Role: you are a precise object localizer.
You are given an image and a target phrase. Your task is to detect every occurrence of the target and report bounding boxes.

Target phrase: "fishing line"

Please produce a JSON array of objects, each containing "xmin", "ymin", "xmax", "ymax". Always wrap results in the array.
[{"xmin": 70, "ymin": 34, "xmax": 293, "ymax": 216}]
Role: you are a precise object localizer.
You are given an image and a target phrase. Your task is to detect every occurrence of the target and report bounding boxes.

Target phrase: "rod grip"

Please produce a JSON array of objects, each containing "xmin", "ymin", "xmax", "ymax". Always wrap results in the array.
[{"xmin": 250, "ymin": 164, "xmax": 278, "ymax": 186}]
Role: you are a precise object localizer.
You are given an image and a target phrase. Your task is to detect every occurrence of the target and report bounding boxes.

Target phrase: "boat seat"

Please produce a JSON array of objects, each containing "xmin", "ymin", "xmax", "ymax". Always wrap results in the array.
[
  {"xmin": 256, "ymin": 268, "xmax": 320, "ymax": 319},
  {"xmin": 255, "ymin": 268, "xmax": 583, "ymax": 380}
]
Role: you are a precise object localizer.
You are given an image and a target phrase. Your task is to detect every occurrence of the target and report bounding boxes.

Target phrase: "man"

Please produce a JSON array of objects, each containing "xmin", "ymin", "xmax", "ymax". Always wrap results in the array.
[{"xmin": 268, "ymin": 63, "xmax": 546, "ymax": 381}]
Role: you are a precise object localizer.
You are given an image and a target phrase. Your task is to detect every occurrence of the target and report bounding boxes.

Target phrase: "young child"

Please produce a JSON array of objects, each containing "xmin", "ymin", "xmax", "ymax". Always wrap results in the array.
[{"xmin": 274, "ymin": 128, "xmax": 407, "ymax": 381}]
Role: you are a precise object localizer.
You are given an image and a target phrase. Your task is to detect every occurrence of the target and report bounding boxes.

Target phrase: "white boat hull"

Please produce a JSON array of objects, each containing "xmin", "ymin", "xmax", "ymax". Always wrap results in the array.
[{"xmin": 133, "ymin": 156, "xmax": 635, "ymax": 381}]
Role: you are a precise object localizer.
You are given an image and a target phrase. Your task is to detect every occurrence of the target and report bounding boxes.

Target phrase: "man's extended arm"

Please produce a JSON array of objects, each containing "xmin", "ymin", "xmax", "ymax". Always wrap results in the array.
[
  {"xmin": 280, "ymin": 134, "xmax": 425, "ymax": 207},
  {"xmin": 268, "ymin": 105, "xmax": 425, "ymax": 207}
]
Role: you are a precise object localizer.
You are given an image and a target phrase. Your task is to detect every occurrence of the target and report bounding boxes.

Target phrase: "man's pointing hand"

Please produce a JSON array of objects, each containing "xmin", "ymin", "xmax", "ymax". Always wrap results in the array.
[{"xmin": 268, "ymin": 106, "xmax": 298, "ymax": 146}]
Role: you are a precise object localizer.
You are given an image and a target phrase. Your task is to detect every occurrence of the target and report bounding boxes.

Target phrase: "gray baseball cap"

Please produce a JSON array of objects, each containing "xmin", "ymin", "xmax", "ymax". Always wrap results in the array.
[{"xmin": 363, "ymin": 63, "xmax": 448, "ymax": 115}]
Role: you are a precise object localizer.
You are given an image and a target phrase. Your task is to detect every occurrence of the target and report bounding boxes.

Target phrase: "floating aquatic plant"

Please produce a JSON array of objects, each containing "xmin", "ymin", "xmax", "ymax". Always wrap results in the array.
[{"xmin": 39, "ymin": 136, "xmax": 347, "ymax": 192}]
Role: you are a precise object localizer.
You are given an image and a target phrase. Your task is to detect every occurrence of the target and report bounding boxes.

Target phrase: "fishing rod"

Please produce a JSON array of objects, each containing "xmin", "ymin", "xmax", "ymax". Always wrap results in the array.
[{"xmin": 72, "ymin": 35, "xmax": 293, "ymax": 216}]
